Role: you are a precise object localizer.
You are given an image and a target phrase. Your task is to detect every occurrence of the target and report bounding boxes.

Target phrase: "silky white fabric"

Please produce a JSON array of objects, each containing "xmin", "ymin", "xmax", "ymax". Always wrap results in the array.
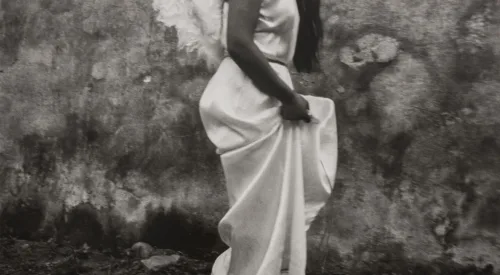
[{"xmin": 199, "ymin": 0, "xmax": 338, "ymax": 274}]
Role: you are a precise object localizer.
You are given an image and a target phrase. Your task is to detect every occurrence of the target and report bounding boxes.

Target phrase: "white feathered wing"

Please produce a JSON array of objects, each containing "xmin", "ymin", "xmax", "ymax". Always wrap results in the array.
[{"xmin": 152, "ymin": 0, "xmax": 225, "ymax": 71}]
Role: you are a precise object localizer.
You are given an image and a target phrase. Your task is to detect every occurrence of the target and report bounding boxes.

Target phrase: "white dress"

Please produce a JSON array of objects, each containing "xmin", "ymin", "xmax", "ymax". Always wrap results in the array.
[{"xmin": 199, "ymin": 0, "xmax": 338, "ymax": 274}]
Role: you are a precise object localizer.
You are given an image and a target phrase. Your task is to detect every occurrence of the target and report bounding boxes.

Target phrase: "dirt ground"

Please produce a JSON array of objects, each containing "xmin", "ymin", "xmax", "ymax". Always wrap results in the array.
[
  {"xmin": 1, "ymin": 237, "xmax": 497, "ymax": 275},
  {"xmin": 0, "ymin": 237, "xmax": 213, "ymax": 275}
]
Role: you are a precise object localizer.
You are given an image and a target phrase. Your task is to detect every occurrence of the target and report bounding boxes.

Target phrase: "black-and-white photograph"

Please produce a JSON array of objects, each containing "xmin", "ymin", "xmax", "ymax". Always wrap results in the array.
[{"xmin": 0, "ymin": 0, "xmax": 499, "ymax": 274}]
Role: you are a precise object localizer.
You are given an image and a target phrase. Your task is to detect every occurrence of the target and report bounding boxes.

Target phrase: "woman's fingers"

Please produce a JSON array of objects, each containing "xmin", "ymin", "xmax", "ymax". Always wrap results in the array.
[
  {"xmin": 279, "ymin": 107, "xmax": 312, "ymax": 122},
  {"xmin": 279, "ymin": 94, "xmax": 312, "ymax": 123}
]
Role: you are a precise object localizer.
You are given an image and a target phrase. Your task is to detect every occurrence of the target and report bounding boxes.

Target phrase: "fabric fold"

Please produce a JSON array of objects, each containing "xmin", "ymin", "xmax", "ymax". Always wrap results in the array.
[{"xmin": 199, "ymin": 58, "xmax": 337, "ymax": 275}]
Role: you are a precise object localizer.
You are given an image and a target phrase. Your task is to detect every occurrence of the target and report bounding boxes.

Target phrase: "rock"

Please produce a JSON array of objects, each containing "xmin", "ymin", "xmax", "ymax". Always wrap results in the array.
[
  {"xmin": 340, "ymin": 34, "xmax": 400, "ymax": 70},
  {"xmin": 372, "ymin": 38, "xmax": 400, "ymax": 63},
  {"xmin": 336, "ymin": 85, "xmax": 346, "ymax": 94},
  {"xmin": 130, "ymin": 242, "xmax": 154, "ymax": 259},
  {"xmin": 141, "ymin": 255, "xmax": 181, "ymax": 271},
  {"xmin": 339, "ymin": 46, "xmax": 366, "ymax": 70},
  {"xmin": 81, "ymin": 243, "xmax": 90, "ymax": 253}
]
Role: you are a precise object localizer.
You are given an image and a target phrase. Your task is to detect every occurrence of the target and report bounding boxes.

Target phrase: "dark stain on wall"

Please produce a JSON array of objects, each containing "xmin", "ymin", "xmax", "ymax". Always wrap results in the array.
[
  {"xmin": 476, "ymin": 194, "xmax": 500, "ymax": 231},
  {"xmin": 0, "ymin": 0, "xmax": 25, "ymax": 68},
  {"xmin": 57, "ymin": 203, "xmax": 104, "ymax": 249},
  {"xmin": 379, "ymin": 132, "xmax": 414, "ymax": 180},
  {"xmin": 140, "ymin": 205, "xmax": 223, "ymax": 260},
  {"xmin": 0, "ymin": 196, "xmax": 45, "ymax": 240},
  {"xmin": 19, "ymin": 134, "xmax": 57, "ymax": 183},
  {"xmin": 57, "ymin": 112, "xmax": 106, "ymax": 160}
]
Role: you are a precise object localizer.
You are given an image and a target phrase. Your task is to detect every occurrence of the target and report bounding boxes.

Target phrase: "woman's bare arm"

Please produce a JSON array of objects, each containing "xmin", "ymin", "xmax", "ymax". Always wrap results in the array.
[{"xmin": 226, "ymin": 0, "xmax": 296, "ymax": 104}]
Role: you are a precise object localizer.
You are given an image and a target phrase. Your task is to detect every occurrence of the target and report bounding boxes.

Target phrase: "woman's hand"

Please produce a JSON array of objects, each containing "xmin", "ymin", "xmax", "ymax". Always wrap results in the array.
[{"xmin": 280, "ymin": 93, "xmax": 311, "ymax": 123}]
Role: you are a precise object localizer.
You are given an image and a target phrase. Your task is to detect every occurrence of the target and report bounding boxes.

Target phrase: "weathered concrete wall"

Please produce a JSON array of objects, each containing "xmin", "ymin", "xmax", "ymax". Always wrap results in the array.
[{"xmin": 0, "ymin": 0, "xmax": 499, "ymax": 273}]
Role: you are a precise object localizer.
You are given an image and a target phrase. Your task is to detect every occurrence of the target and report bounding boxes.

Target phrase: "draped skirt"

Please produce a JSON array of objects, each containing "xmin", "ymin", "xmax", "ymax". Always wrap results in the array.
[{"xmin": 199, "ymin": 57, "xmax": 338, "ymax": 275}]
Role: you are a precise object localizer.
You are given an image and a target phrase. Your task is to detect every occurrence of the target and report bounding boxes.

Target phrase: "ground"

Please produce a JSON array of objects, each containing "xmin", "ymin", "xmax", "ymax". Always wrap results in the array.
[
  {"xmin": 1, "ymin": 237, "xmax": 496, "ymax": 275},
  {"xmin": 0, "ymin": 237, "xmax": 213, "ymax": 275}
]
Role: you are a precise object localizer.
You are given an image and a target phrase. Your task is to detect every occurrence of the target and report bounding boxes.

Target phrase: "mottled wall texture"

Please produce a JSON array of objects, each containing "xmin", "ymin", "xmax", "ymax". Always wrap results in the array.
[{"xmin": 1, "ymin": 0, "xmax": 499, "ymax": 273}]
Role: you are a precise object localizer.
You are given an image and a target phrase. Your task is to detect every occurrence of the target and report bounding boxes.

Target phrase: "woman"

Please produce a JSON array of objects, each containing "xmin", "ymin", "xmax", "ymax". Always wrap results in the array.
[{"xmin": 198, "ymin": 0, "xmax": 338, "ymax": 274}]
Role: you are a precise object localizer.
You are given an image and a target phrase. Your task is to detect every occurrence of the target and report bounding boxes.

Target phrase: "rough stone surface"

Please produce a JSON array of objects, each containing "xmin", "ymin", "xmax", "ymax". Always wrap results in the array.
[
  {"xmin": 1, "ymin": 0, "xmax": 500, "ymax": 274},
  {"xmin": 130, "ymin": 242, "xmax": 154, "ymax": 259},
  {"xmin": 141, "ymin": 255, "xmax": 181, "ymax": 271}
]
